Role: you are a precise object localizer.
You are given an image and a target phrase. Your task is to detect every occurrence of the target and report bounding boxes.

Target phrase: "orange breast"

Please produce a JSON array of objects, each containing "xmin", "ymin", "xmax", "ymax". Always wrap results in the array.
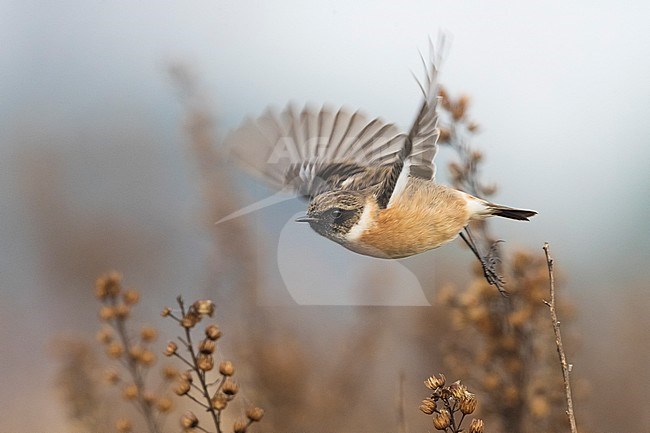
[{"xmin": 353, "ymin": 183, "xmax": 471, "ymax": 259}]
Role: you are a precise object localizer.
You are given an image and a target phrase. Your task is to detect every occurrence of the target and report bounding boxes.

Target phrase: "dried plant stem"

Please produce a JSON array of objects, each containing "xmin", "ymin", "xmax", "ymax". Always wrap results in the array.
[
  {"xmin": 177, "ymin": 297, "xmax": 223, "ymax": 433},
  {"xmin": 109, "ymin": 299, "xmax": 161, "ymax": 433},
  {"xmin": 543, "ymin": 243, "xmax": 578, "ymax": 433}
]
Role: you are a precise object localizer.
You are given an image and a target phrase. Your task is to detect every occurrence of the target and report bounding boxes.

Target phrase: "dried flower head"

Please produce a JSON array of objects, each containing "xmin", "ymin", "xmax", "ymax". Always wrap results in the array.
[
  {"xmin": 106, "ymin": 342, "xmax": 124, "ymax": 359},
  {"xmin": 115, "ymin": 417, "xmax": 133, "ymax": 433},
  {"xmin": 161, "ymin": 306, "xmax": 171, "ymax": 317},
  {"xmin": 193, "ymin": 299, "xmax": 215, "ymax": 317},
  {"xmin": 218, "ymin": 360, "xmax": 235, "ymax": 376},
  {"xmin": 140, "ymin": 326, "xmax": 157, "ymax": 342},
  {"xmin": 222, "ymin": 379, "xmax": 239, "ymax": 395},
  {"xmin": 459, "ymin": 393, "xmax": 477, "ymax": 414},
  {"xmin": 96, "ymin": 326, "xmax": 113, "ymax": 344},
  {"xmin": 449, "ymin": 380, "xmax": 468, "ymax": 399},
  {"xmin": 419, "ymin": 398, "xmax": 436, "ymax": 415},
  {"xmin": 233, "ymin": 419, "xmax": 248, "ymax": 433},
  {"xmin": 180, "ymin": 370, "xmax": 193, "ymax": 384},
  {"xmin": 95, "ymin": 271, "xmax": 122, "ymax": 299},
  {"xmin": 432, "ymin": 409, "xmax": 451, "ymax": 430},
  {"xmin": 156, "ymin": 396, "xmax": 173, "ymax": 413},
  {"xmin": 162, "ymin": 365, "xmax": 179, "ymax": 380},
  {"xmin": 122, "ymin": 383, "xmax": 138, "ymax": 401},
  {"xmin": 164, "ymin": 341, "xmax": 178, "ymax": 357},
  {"xmin": 199, "ymin": 339, "xmax": 216, "ymax": 354},
  {"xmin": 197, "ymin": 354, "xmax": 214, "ymax": 371},
  {"xmin": 180, "ymin": 410, "xmax": 199, "ymax": 429},
  {"xmin": 115, "ymin": 304, "xmax": 131, "ymax": 319},
  {"xmin": 139, "ymin": 349, "xmax": 155, "ymax": 366},
  {"xmin": 98, "ymin": 306, "xmax": 115, "ymax": 321},
  {"xmin": 425, "ymin": 373, "xmax": 446, "ymax": 390},
  {"xmin": 469, "ymin": 418, "xmax": 485, "ymax": 433},
  {"xmin": 175, "ymin": 379, "xmax": 191, "ymax": 396},
  {"xmin": 122, "ymin": 289, "xmax": 140, "ymax": 305},
  {"xmin": 104, "ymin": 367, "xmax": 120, "ymax": 385},
  {"xmin": 181, "ymin": 311, "xmax": 200, "ymax": 329},
  {"xmin": 212, "ymin": 394, "xmax": 228, "ymax": 411},
  {"xmin": 246, "ymin": 406, "xmax": 264, "ymax": 422},
  {"xmin": 205, "ymin": 324, "xmax": 222, "ymax": 340}
]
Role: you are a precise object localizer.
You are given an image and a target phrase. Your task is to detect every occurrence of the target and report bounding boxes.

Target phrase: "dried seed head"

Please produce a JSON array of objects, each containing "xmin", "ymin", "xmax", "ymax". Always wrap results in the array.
[
  {"xmin": 205, "ymin": 324, "xmax": 222, "ymax": 340},
  {"xmin": 139, "ymin": 349, "xmax": 155, "ymax": 366},
  {"xmin": 193, "ymin": 300, "xmax": 215, "ymax": 317},
  {"xmin": 197, "ymin": 354, "xmax": 214, "ymax": 371},
  {"xmin": 425, "ymin": 374, "xmax": 446, "ymax": 390},
  {"xmin": 140, "ymin": 326, "xmax": 157, "ymax": 342},
  {"xmin": 96, "ymin": 326, "xmax": 113, "ymax": 344},
  {"xmin": 99, "ymin": 306, "xmax": 115, "ymax": 321},
  {"xmin": 222, "ymin": 379, "xmax": 239, "ymax": 395},
  {"xmin": 129, "ymin": 345, "xmax": 144, "ymax": 361},
  {"xmin": 156, "ymin": 397, "xmax": 173, "ymax": 413},
  {"xmin": 122, "ymin": 289, "xmax": 140, "ymax": 305},
  {"xmin": 180, "ymin": 411, "xmax": 199, "ymax": 429},
  {"xmin": 143, "ymin": 391, "xmax": 157, "ymax": 405},
  {"xmin": 219, "ymin": 360, "xmax": 235, "ymax": 376},
  {"xmin": 180, "ymin": 370, "xmax": 193, "ymax": 384},
  {"xmin": 211, "ymin": 394, "xmax": 228, "ymax": 411},
  {"xmin": 115, "ymin": 304, "xmax": 131, "ymax": 319},
  {"xmin": 104, "ymin": 368, "xmax": 120, "ymax": 385},
  {"xmin": 449, "ymin": 380, "xmax": 468, "ymax": 399},
  {"xmin": 199, "ymin": 339, "xmax": 216, "ymax": 354},
  {"xmin": 115, "ymin": 418, "xmax": 133, "ymax": 433},
  {"xmin": 174, "ymin": 379, "xmax": 191, "ymax": 396},
  {"xmin": 459, "ymin": 393, "xmax": 477, "ymax": 414},
  {"xmin": 162, "ymin": 365, "xmax": 179, "ymax": 380},
  {"xmin": 233, "ymin": 419, "xmax": 248, "ymax": 433},
  {"xmin": 181, "ymin": 311, "xmax": 200, "ymax": 329},
  {"xmin": 161, "ymin": 306, "xmax": 172, "ymax": 317},
  {"xmin": 164, "ymin": 341, "xmax": 178, "ymax": 357},
  {"xmin": 246, "ymin": 406, "xmax": 264, "ymax": 422},
  {"xmin": 122, "ymin": 384, "xmax": 139, "ymax": 400},
  {"xmin": 467, "ymin": 122, "xmax": 480, "ymax": 133},
  {"xmin": 95, "ymin": 271, "xmax": 122, "ymax": 299},
  {"xmin": 106, "ymin": 342, "xmax": 124, "ymax": 359},
  {"xmin": 469, "ymin": 418, "xmax": 485, "ymax": 433},
  {"xmin": 432, "ymin": 409, "xmax": 451, "ymax": 430},
  {"xmin": 419, "ymin": 398, "xmax": 436, "ymax": 415}
]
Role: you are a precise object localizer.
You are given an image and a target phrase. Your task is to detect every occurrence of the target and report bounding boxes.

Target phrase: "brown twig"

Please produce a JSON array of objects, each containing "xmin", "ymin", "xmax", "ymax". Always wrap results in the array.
[{"xmin": 542, "ymin": 243, "xmax": 578, "ymax": 433}]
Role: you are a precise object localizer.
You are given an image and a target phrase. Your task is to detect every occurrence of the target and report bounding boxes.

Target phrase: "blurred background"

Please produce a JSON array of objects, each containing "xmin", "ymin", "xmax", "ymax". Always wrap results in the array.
[{"xmin": 1, "ymin": 1, "xmax": 649, "ymax": 432}]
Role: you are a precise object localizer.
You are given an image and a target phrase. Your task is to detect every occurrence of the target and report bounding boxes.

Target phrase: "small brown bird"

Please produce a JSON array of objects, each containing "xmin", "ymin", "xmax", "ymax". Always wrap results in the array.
[{"xmin": 225, "ymin": 43, "xmax": 536, "ymax": 292}]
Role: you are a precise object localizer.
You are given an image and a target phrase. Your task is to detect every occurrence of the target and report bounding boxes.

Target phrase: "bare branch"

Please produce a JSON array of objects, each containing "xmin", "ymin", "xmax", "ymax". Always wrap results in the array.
[{"xmin": 543, "ymin": 242, "xmax": 578, "ymax": 433}]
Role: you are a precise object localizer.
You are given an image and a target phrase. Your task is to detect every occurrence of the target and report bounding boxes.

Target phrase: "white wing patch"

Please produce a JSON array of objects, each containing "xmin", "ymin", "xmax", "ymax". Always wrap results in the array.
[{"xmin": 386, "ymin": 162, "xmax": 411, "ymax": 208}]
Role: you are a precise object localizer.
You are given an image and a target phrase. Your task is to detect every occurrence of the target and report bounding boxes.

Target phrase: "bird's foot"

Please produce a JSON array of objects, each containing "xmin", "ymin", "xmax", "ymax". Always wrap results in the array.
[{"xmin": 481, "ymin": 241, "xmax": 508, "ymax": 297}]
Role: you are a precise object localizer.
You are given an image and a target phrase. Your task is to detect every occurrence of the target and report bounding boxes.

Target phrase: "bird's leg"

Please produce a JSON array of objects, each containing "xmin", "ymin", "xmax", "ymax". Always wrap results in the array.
[{"xmin": 459, "ymin": 226, "xmax": 507, "ymax": 296}]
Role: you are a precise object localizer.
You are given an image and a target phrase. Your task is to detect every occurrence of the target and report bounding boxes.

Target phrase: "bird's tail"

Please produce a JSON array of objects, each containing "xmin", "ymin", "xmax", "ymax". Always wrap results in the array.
[{"xmin": 487, "ymin": 203, "xmax": 537, "ymax": 221}]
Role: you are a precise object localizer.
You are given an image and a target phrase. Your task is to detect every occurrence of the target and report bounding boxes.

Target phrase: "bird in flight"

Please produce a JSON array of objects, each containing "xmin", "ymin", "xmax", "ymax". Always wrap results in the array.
[{"xmin": 225, "ymin": 41, "xmax": 536, "ymax": 294}]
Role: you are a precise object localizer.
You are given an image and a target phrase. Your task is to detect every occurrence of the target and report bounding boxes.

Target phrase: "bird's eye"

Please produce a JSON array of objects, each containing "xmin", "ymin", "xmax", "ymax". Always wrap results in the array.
[{"xmin": 331, "ymin": 209, "xmax": 342, "ymax": 219}]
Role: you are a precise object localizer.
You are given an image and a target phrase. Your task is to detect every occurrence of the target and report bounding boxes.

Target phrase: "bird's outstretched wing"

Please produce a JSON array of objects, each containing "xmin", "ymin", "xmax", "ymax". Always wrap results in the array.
[
  {"xmin": 376, "ymin": 37, "xmax": 445, "ymax": 209},
  {"xmin": 225, "ymin": 104, "xmax": 406, "ymax": 199}
]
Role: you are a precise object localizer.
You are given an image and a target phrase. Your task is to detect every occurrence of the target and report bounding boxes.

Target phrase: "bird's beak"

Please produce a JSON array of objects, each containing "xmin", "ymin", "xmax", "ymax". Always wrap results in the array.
[{"xmin": 295, "ymin": 215, "xmax": 317, "ymax": 223}]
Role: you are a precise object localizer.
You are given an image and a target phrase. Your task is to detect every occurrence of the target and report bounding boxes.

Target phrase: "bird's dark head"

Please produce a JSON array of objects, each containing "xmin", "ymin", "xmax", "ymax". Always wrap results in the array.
[{"xmin": 295, "ymin": 190, "xmax": 367, "ymax": 242}]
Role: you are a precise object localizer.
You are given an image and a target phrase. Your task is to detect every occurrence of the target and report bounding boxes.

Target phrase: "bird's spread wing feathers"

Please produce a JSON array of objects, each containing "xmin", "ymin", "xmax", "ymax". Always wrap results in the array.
[
  {"xmin": 226, "ymin": 104, "xmax": 405, "ymax": 198},
  {"xmin": 226, "ymin": 38, "xmax": 446, "ymax": 202},
  {"xmin": 379, "ymin": 36, "xmax": 446, "ymax": 209}
]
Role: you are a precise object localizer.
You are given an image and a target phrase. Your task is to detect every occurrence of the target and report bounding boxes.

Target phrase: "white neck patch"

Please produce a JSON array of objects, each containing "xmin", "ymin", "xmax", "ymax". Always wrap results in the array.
[{"xmin": 345, "ymin": 201, "xmax": 376, "ymax": 242}]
